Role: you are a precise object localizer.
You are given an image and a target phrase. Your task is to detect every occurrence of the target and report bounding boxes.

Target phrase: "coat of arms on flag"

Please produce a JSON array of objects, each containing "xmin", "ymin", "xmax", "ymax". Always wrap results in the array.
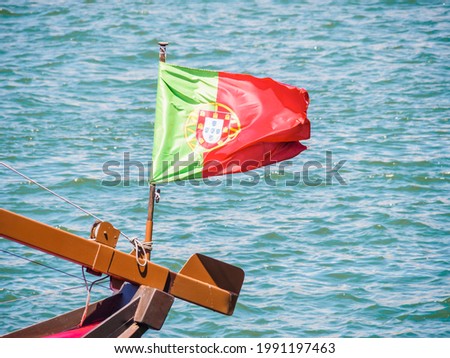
[{"xmin": 185, "ymin": 103, "xmax": 241, "ymax": 151}]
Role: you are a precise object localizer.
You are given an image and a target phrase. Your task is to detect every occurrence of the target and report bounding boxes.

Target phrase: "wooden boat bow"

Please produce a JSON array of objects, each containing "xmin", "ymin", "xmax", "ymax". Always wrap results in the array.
[{"xmin": 0, "ymin": 208, "xmax": 244, "ymax": 338}]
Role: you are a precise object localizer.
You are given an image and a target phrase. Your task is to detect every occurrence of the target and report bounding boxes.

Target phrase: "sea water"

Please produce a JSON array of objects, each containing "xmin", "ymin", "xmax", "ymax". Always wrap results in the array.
[{"xmin": 0, "ymin": 0, "xmax": 449, "ymax": 337}]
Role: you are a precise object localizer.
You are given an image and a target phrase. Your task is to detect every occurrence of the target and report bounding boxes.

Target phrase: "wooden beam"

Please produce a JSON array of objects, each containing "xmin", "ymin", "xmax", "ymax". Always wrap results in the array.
[{"xmin": 0, "ymin": 208, "xmax": 242, "ymax": 315}]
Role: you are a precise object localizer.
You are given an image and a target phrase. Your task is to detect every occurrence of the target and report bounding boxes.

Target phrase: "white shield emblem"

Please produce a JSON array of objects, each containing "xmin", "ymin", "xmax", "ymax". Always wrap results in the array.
[{"xmin": 203, "ymin": 117, "xmax": 224, "ymax": 144}]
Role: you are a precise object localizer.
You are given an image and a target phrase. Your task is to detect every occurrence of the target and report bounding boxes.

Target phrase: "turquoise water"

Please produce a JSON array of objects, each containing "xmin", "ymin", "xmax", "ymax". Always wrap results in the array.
[{"xmin": 1, "ymin": 0, "xmax": 449, "ymax": 338}]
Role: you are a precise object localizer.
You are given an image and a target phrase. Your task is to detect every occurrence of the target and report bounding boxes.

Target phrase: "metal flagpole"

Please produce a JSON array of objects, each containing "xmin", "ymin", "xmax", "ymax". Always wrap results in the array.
[{"xmin": 144, "ymin": 41, "xmax": 168, "ymax": 260}]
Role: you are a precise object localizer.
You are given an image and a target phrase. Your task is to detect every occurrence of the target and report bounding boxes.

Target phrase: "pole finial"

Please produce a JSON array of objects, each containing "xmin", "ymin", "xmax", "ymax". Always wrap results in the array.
[{"xmin": 158, "ymin": 42, "xmax": 169, "ymax": 62}]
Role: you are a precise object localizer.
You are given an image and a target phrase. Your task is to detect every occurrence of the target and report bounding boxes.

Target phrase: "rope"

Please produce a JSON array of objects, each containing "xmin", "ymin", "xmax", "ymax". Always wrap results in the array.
[
  {"xmin": 1, "ymin": 162, "xmax": 157, "ymax": 323},
  {"xmin": 132, "ymin": 238, "xmax": 152, "ymax": 267},
  {"xmin": 78, "ymin": 268, "xmax": 109, "ymax": 327},
  {"xmin": 0, "ymin": 161, "xmax": 102, "ymax": 222},
  {"xmin": 0, "ymin": 248, "xmax": 110, "ymax": 304},
  {"xmin": 0, "ymin": 248, "xmax": 94, "ymax": 283},
  {"xmin": 0, "ymin": 162, "xmax": 150, "ymax": 264}
]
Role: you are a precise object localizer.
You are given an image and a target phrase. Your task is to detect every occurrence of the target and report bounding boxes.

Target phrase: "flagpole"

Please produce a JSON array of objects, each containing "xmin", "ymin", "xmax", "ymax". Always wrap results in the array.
[{"xmin": 144, "ymin": 41, "xmax": 168, "ymax": 260}]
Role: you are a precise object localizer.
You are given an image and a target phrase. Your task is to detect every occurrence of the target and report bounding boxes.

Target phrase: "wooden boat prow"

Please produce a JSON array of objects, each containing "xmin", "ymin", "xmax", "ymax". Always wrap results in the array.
[{"xmin": 0, "ymin": 208, "xmax": 244, "ymax": 338}]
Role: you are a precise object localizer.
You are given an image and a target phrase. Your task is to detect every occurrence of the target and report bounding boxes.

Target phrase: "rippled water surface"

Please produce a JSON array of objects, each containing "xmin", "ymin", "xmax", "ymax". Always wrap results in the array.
[{"xmin": 1, "ymin": 1, "xmax": 449, "ymax": 337}]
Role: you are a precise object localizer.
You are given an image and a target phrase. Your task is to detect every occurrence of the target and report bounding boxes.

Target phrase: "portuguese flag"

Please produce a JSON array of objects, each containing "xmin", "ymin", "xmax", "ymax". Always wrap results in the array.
[{"xmin": 151, "ymin": 62, "xmax": 310, "ymax": 183}]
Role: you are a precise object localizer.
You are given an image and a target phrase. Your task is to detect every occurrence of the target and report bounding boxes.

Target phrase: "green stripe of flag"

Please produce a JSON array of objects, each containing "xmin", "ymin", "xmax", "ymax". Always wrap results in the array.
[{"xmin": 151, "ymin": 62, "xmax": 219, "ymax": 183}]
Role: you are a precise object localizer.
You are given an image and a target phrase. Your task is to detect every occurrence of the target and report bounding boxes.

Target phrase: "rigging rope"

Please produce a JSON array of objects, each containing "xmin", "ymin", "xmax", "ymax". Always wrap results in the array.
[
  {"xmin": 133, "ymin": 239, "xmax": 152, "ymax": 267},
  {"xmin": 0, "ymin": 161, "xmax": 143, "ymax": 249},
  {"xmin": 0, "ymin": 162, "xmax": 102, "ymax": 222},
  {"xmin": 0, "ymin": 248, "xmax": 87, "ymax": 282},
  {"xmin": 78, "ymin": 268, "xmax": 109, "ymax": 327},
  {"xmin": 0, "ymin": 248, "xmax": 110, "ymax": 304},
  {"xmin": 0, "ymin": 162, "xmax": 154, "ymax": 320}
]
